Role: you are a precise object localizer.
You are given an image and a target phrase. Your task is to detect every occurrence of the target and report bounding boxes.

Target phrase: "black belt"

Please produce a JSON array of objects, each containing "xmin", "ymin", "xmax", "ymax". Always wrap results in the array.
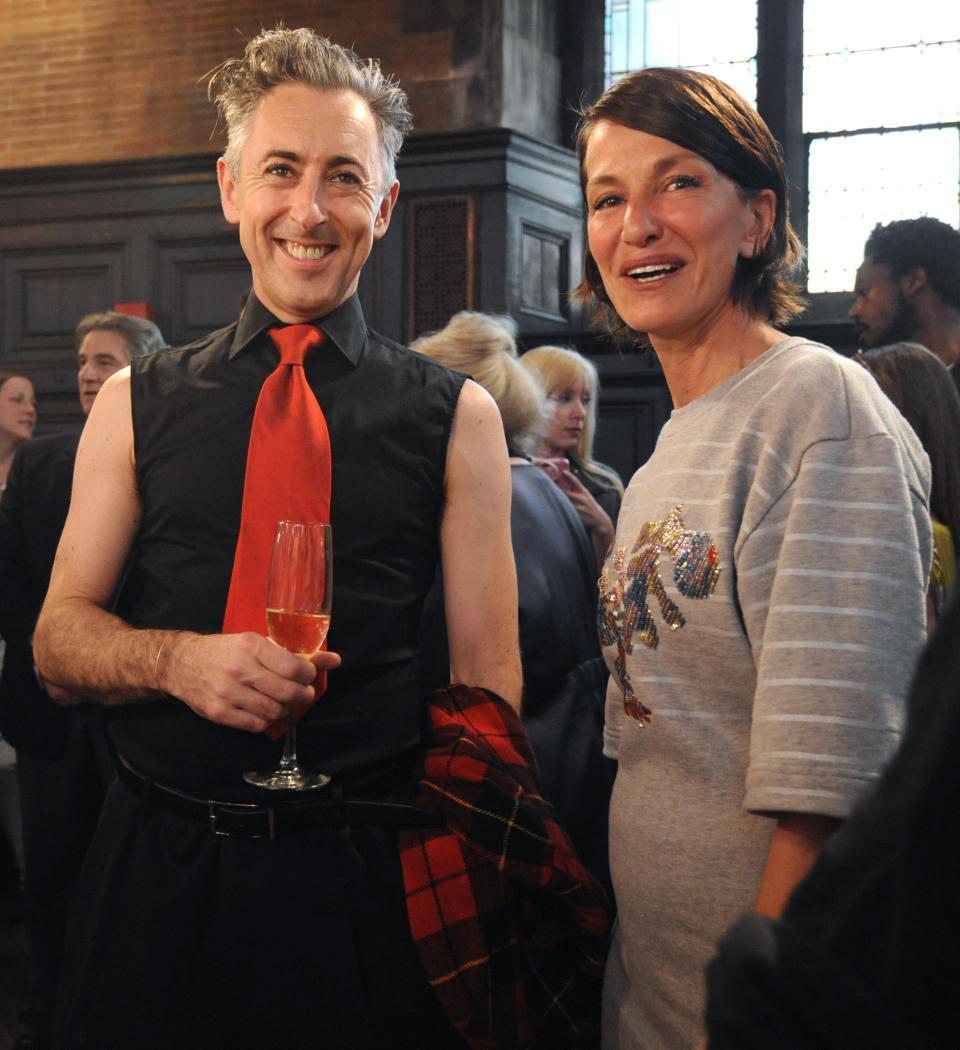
[{"xmin": 117, "ymin": 755, "xmax": 441, "ymax": 840}]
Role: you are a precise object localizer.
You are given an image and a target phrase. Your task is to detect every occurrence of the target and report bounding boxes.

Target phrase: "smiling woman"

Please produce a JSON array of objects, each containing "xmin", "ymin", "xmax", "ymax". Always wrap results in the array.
[
  {"xmin": 577, "ymin": 67, "xmax": 804, "ymax": 385},
  {"xmin": 584, "ymin": 122, "xmax": 775, "ymax": 366},
  {"xmin": 576, "ymin": 68, "xmax": 936, "ymax": 1050},
  {"xmin": 0, "ymin": 372, "xmax": 37, "ymax": 492}
]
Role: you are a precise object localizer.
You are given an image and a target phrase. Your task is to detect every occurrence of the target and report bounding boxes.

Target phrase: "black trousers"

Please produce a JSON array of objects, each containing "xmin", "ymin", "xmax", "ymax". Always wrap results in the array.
[
  {"xmin": 53, "ymin": 776, "xmax": 467, "ymax": 1050},
  {"xmin": 17, "ymin": 707, "xmax": 114, "ymax": 1036}
]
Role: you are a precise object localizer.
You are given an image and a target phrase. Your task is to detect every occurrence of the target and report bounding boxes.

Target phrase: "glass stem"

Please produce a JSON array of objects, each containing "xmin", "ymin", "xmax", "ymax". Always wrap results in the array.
[{"xmin": 278, "ymin": 710, "xmax": 299, "ymax": 770}]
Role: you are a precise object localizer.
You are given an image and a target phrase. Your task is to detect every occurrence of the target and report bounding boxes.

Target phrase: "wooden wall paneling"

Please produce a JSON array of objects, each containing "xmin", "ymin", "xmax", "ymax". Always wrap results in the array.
[
  {"xmin": 393, "ymin": 131, "xmax": 505, "ymax": 344},
  {"xmin": 404, "ymin": 194, "xmax": 476, "ymax": 342},
  {"xmin": 476, "ymin": 185, "xmax": 508, "ymax": 325},
  {"xmin": 519, "ymin": 220, "xmax": 570, "ymax": 324},
  {"xmin": 357, "ymin": 226, "xmax": 402, "ymax": 344},
  {"xmin": 1, "ymin": 239, "xmax": 129, "ymax": 428},
  {"xmin": 393, "ymin": 129, "xmax": 585, "ymax": 342},
  {"xmin": 576, "ymin": 350, "xmax": 671, "ymax": 487},
  {"xmin": 593, "ymin": 384, "xmax": 672, "ymax": 487},
  {"xmin": 0, "ymin": 155, "xmax": 247, "ymax": 431},
  {"xmin": 151, "ymin": 232, "xmax": 250, "ymax": 346},
  {"xmin": 503, "ymin": 133, "xmax": 583, "ymax": 333}
]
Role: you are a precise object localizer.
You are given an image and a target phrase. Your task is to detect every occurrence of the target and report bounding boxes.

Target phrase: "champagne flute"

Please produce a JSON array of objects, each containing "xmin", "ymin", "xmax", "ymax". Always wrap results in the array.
[{"xmin": 244, "ymin": 520, "xmax": 332, "ymax": 790}]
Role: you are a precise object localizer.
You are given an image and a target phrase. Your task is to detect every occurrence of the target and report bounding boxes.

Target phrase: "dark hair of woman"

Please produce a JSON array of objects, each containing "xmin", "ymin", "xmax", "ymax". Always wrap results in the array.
[
  {"xmin": 574, "ymin": 66, "xmax": 806, "ymax": 340},
  {"xmin": 860, "ymin": 342, "xmax": 960, "ymax": 545}
]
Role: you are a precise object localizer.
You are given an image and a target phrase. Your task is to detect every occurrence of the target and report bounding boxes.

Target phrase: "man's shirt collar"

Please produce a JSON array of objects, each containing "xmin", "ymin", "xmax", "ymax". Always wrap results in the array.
[{"xmin": 228, "ymin": 293, "xmax": 366, "ymax": 366}]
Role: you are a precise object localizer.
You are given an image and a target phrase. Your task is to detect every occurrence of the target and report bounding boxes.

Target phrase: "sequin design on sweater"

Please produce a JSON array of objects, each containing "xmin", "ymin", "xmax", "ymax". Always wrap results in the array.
[{"xmin": 598, "ymin": 505, "xmax": 721, "ymax": 722}]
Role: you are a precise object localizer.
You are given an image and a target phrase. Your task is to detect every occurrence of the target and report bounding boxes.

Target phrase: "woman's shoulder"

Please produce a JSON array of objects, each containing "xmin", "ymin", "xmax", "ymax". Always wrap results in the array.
[
  {"xmin": 753, "ymin": 337, "xmax": 853, "ymax": 398},
  {"xmin": 744, "ymin": 337, "xmax": 910, "ymax": 442}
]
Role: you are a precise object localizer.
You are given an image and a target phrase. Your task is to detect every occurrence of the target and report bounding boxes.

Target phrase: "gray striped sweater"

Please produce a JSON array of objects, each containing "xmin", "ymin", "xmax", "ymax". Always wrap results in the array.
[{"xmin": 599, "ymin": 336, "xmax": 932, "ymax": 1050}]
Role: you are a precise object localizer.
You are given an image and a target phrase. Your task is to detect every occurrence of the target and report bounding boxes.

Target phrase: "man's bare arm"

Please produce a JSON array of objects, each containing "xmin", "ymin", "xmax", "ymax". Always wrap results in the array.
[
  {"xmin": 33, "ymin": 369, "xmax": 337, "ymax": 733},
  {"xmin": 440, "ymin": 380, "xmax": 522, "ymax": 710}
]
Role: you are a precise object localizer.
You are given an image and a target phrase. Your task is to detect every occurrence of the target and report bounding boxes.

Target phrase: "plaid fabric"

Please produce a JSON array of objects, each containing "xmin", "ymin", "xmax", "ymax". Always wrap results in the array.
[{"xmin": 399, "ymin": 685, "xmax": 611, "ymax": 1049}]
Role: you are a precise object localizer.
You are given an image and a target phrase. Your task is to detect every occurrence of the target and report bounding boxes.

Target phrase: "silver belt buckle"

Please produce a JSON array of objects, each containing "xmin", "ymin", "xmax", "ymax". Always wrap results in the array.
[{"xmin": 207, "ymin": 800, "xmax": 276, "ymax": 839}]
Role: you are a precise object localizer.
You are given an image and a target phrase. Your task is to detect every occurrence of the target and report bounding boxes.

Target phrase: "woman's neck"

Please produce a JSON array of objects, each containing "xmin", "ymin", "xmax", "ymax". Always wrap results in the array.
[{"xmin": 650, "ymin": 309, "xmax": 783, "ymax": 408}]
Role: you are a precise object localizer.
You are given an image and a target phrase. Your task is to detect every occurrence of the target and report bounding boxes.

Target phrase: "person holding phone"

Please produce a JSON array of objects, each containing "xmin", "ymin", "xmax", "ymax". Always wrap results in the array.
[{"xmin": 521, "ymin": 344, "xmax": 624, "ymax": 568}]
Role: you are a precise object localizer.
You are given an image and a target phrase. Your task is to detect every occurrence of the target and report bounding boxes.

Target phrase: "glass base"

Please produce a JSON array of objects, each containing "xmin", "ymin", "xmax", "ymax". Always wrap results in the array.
[{"xmin": 242, "ymin": 766, "xmax": 331, "ymax": 791}]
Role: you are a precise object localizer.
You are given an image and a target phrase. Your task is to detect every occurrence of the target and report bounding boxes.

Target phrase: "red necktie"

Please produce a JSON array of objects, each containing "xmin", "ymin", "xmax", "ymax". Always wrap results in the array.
[{"xmin": 222, "ymin": 324, "xmax": 332, "ymax": 734}]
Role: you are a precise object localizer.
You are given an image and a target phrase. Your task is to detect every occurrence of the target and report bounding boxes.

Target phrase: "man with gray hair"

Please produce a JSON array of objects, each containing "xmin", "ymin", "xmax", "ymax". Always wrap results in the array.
[
  {"xmin": 73, "ymin": 310, "xmax": 165, "ymax": 415},
  {"xmin": 34, "ymin": 27, "xmax": 520, "ymax": 1049},
  {"xmin": 0, "ymin": 308, "xmax": 165, "ymax": 1050}
]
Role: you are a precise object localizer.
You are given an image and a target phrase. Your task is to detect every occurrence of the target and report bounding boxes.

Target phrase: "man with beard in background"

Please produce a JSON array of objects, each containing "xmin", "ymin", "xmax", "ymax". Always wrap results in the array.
[{"xmin": 849, "ymin": 217, "xmax": 960, "ymax": 394}]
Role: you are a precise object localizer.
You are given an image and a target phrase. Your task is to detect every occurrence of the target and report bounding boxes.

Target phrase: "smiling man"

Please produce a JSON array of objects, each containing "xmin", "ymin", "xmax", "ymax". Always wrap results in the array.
[
  {"xmin": 32, "ymin": 27, "xmax": 520, "ymax": 1050},
  {"xmin": 217, "ymin": 81, "xmax": 398, "ymax": 326}
]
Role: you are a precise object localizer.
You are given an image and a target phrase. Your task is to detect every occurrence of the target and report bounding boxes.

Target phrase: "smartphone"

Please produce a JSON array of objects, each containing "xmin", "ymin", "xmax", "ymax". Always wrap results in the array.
[{"xmin": 537, "ymin": 457, "xmax": 574, "ymax": 491}]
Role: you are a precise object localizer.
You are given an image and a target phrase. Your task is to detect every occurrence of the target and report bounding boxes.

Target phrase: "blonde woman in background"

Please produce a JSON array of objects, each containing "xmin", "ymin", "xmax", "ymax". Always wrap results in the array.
[
  {"xmin": 520, "ymin": 345, "xmax": 624, "ymax": 568},
  {"xmin": 415, "ymin": 312, "xmax": 616, "ymax": 887}
]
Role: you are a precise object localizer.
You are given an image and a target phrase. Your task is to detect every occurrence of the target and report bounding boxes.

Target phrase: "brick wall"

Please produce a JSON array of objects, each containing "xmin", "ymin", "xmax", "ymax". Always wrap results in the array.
[{"xmin": 0, "ymin": 0, "xmax": 496, "ymax": 170}]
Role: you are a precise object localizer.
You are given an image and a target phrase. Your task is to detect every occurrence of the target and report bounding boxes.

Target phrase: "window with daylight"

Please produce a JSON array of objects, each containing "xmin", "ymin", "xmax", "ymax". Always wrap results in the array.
[
  {"xmin": 605, "ymin": 0, "xmax": 757, "ymax": 104},
  {"xmin": 803, "ymin": 3, "xmax": 960, "ymax": 291},
  {"xmin": 604, "ymin": 0, "xmax": 960, "ymax": 295}
]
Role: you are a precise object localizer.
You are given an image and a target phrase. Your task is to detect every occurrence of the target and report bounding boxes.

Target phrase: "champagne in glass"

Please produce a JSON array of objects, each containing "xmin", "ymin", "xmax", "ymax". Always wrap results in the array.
[
  {"xmin": 266, "ymin": 609, "xmax": 331, "ymax": 657},
  {"xmin": 244, "ymin": 521, "xmax": 332, "ymax": 790}
]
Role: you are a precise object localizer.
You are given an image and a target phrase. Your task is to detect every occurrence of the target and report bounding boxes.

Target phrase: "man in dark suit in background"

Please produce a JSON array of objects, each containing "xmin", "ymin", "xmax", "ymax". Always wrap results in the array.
[{"xmin": 0, "ymin": 309, "xmax": 165, "ymax": 1050}]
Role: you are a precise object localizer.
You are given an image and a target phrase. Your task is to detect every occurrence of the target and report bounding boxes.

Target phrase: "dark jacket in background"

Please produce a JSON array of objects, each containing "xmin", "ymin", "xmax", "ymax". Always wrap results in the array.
[
  {"xmin": 0, "ymin": 431, "xmax": 80, "ymax": 757},
  {"xmin": 705, "ymin": 593, "xmax": 960, "ymax": 1050},
  {"xmin": 419, "ymin": 462, "xmax": 615, "ymax": 887}
]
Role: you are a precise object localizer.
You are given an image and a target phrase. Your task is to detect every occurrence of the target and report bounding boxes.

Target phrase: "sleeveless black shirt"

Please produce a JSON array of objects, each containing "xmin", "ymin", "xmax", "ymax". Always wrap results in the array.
[{"xmin": 111, "ymin": 294, "xmax": 466, "ymax": 791}]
